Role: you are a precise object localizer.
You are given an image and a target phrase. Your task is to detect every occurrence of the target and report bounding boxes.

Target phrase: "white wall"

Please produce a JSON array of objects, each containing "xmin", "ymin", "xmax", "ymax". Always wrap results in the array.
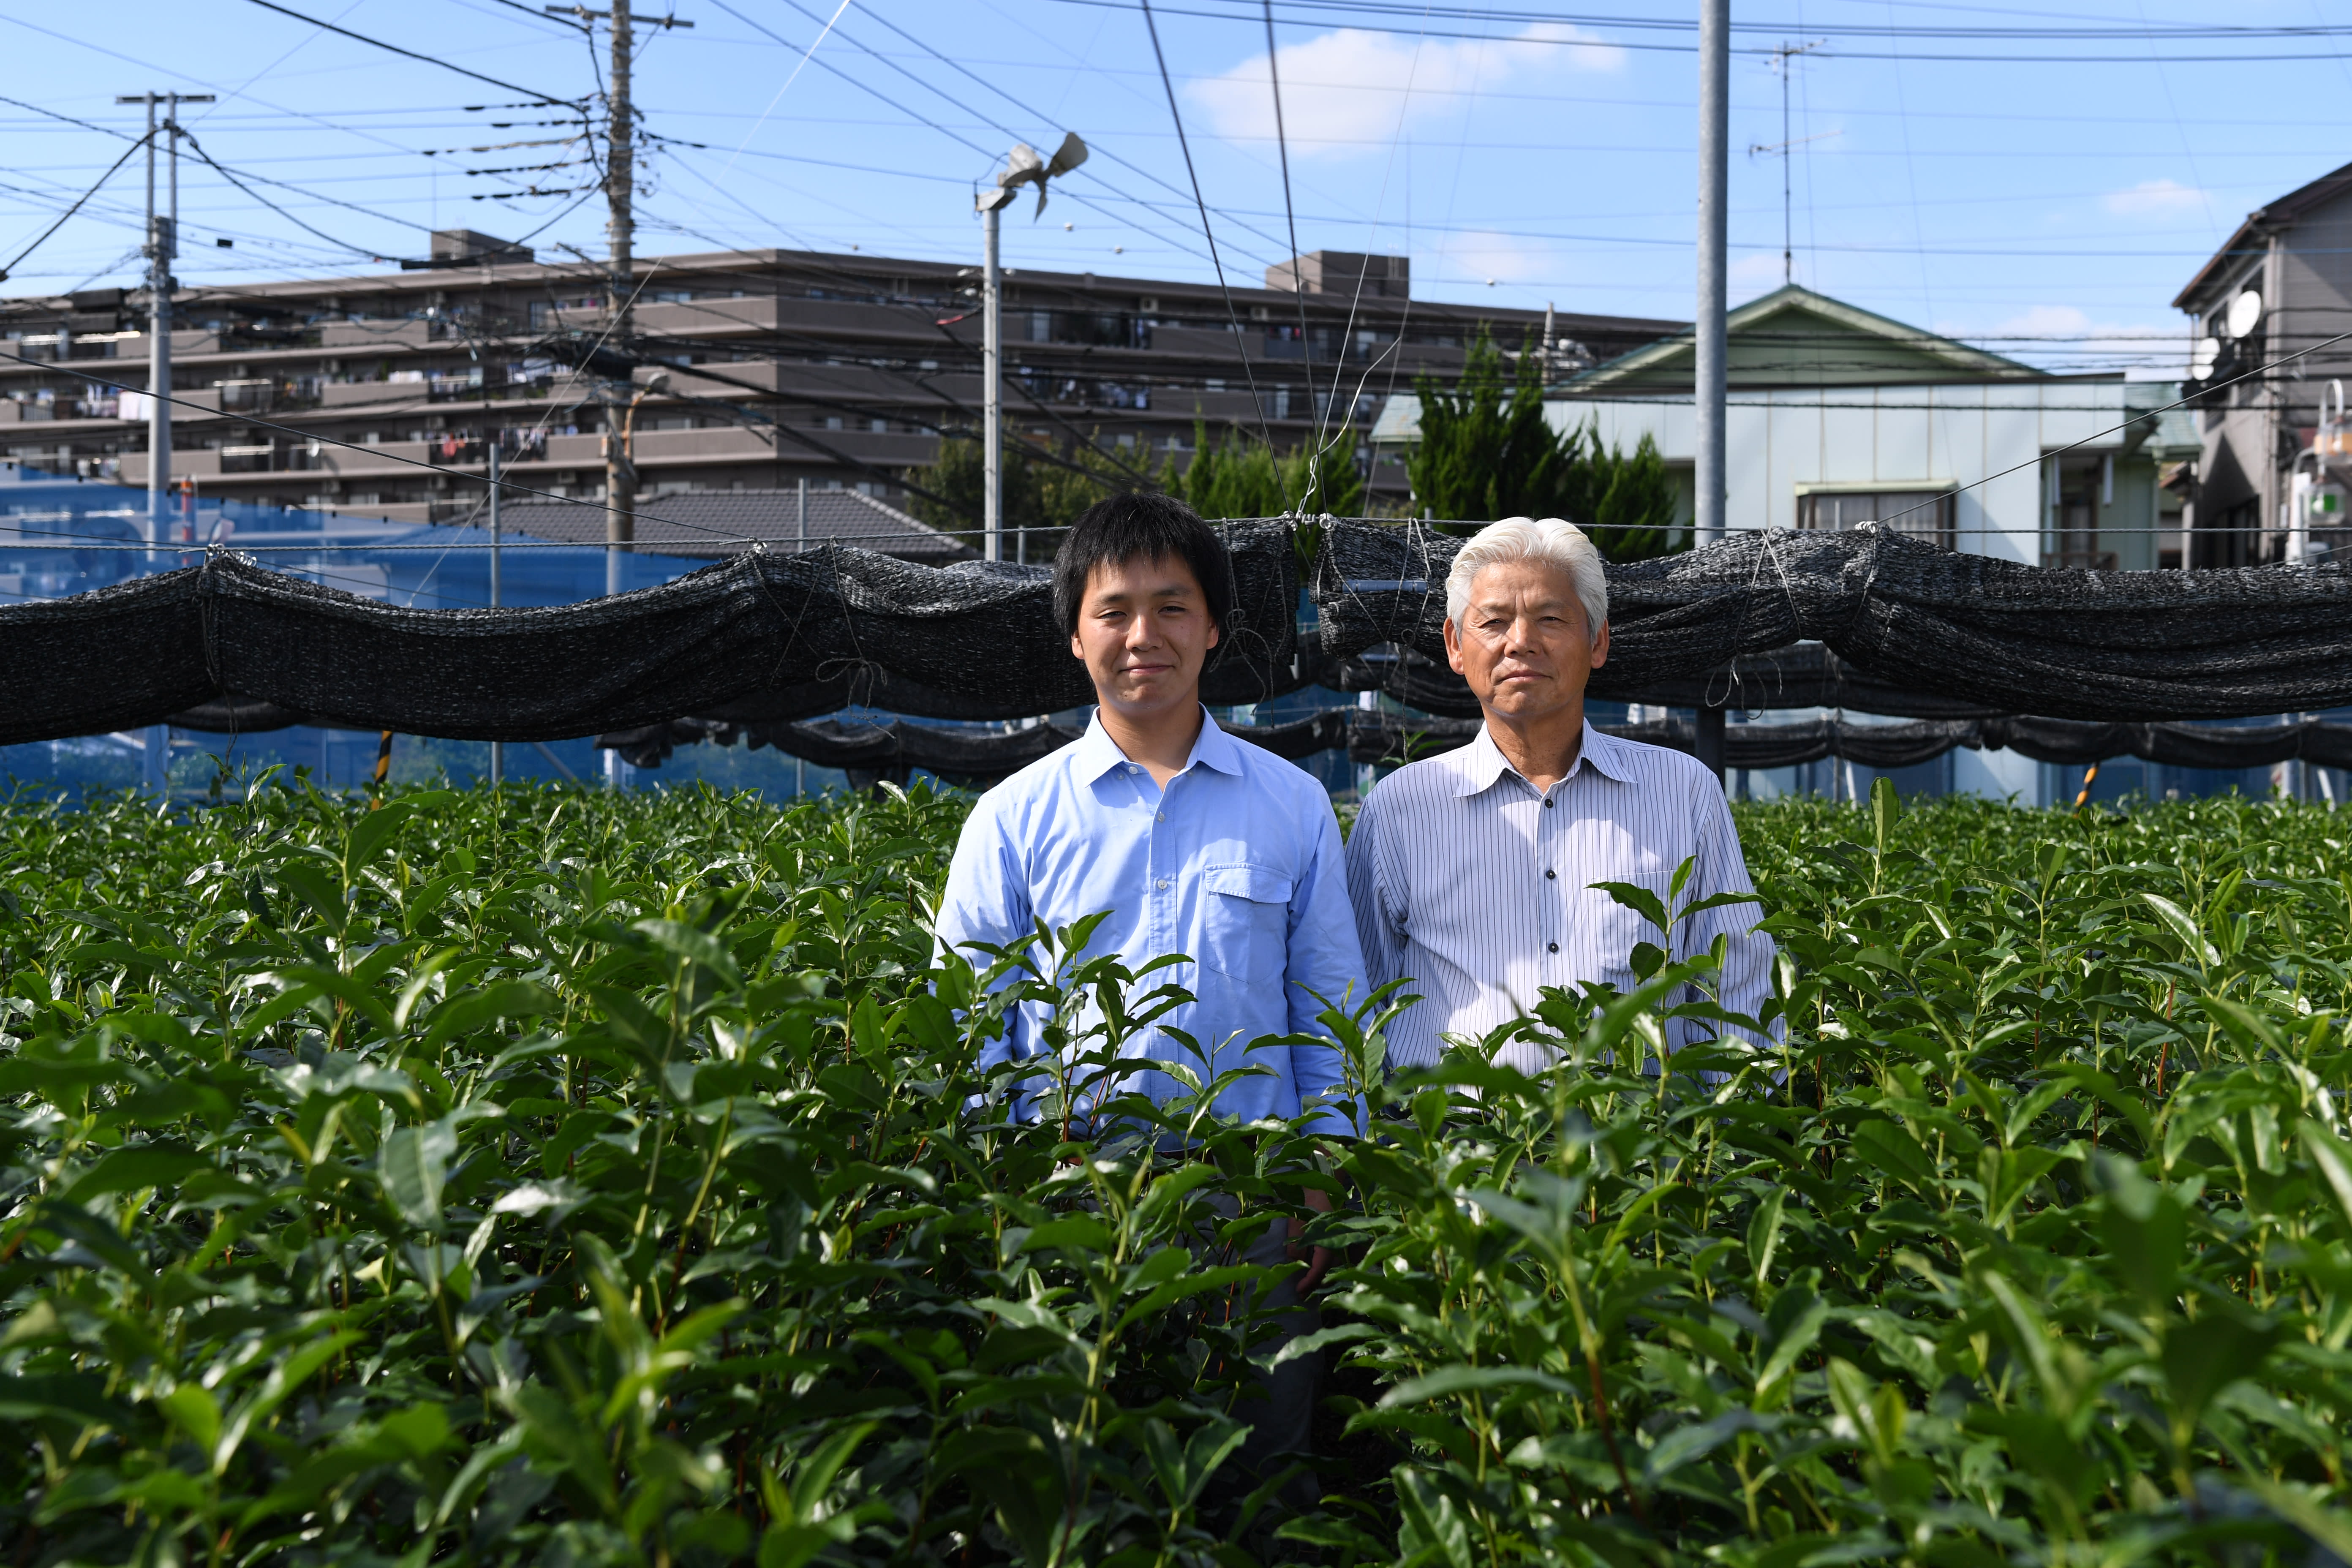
[
  {"xmin": 1554, "ymin": 381, "xmax": 2159, "ymax": 807},
  {"xmin": 1550, "ymin": 379, "xmax": 2145, "ymax": 561}
]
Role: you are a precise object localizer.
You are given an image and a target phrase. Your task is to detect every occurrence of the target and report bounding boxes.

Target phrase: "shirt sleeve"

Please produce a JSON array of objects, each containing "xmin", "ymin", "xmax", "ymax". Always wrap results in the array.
[
  {"xmin": 1284, "ymin": 797, "xmax": 1372, "ymax": 1136},
  {"xmin": 1678, "ymin": 776, "xmax": 1783, "ymax": 1050},
  {"xmin": 1344, "ymin": 787, "xmax": 1409, "ymax": 1003},
  {"xmin": 932, "ymin": 791, "xmax": 1037, "ymax": 1079}
]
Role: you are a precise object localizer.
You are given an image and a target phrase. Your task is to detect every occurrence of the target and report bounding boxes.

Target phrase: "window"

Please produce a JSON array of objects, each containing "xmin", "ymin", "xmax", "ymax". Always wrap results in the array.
[{"xmin": 1798, "ymin": 488, "xmax": 1954, "ymax": 549}]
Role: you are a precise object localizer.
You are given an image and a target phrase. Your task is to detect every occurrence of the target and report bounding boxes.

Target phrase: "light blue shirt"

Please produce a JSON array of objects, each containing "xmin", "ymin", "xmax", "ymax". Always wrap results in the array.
[{"xmin": 935, "ymin": 707, "xmax": 1368, "ymax": 1134}]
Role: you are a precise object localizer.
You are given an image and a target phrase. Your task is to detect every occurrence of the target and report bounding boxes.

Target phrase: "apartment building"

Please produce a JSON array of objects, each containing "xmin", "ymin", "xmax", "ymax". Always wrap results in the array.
[{"xmin": 0, "ymin": 232, "xmax": 1681, "ymax": 526}]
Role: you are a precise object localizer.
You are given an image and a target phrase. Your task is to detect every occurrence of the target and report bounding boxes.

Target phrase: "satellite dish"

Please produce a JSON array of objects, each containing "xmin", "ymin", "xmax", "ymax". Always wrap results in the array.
[
  {"xmin": 2190, "ymin": 335, "xmax": 2220, "ymax": 378},
  {"xmin": 2226, "ymin": 287, "xmax": 2263, "ymax": 340}
]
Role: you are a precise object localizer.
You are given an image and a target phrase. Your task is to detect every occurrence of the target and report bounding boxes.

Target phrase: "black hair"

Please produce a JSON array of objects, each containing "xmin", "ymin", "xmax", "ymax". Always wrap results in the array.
[{"xmin": 1051, "ymin": 493, "xmax": 1233, "ymax": 639}]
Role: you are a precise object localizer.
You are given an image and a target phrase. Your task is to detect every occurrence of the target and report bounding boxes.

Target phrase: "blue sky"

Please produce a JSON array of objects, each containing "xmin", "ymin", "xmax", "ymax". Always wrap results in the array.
[{"xmin": 4, "ymin": 0, "xmax": 2348, "ymax": 377}]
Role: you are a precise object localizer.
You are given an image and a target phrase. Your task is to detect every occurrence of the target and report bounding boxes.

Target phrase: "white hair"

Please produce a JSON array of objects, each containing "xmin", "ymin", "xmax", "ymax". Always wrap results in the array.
[{"xmin": 1443, "ymin": 516, "xmax": 1609, "ymax": 642}]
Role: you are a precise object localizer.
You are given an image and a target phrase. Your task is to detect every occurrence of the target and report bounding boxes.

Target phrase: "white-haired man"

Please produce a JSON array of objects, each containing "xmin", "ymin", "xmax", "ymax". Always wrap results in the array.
[{"xmin": 1343, "ymin": 516, "xmax": 1776, "ymax": 1072}]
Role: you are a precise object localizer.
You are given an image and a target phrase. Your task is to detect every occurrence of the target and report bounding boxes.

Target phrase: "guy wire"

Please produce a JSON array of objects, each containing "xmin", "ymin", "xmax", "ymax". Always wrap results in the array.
[
  {"xmin": 1264, "ymin": 0, "xmax": 1313, "ymax": 514},
  {"xmin": 1138, "ymin": 0, "xmax": 1284, "ymax": 467}
]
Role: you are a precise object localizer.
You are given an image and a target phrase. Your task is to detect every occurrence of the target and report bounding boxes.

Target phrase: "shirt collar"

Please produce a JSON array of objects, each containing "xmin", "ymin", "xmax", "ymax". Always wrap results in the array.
[
  {"xmin": 1448, "ymin": 717, "xmax": 1635, "ymax": 797},
  {"xmin": 1074, "ymin": 705, "xmax": 1242, "ymax": 782}
]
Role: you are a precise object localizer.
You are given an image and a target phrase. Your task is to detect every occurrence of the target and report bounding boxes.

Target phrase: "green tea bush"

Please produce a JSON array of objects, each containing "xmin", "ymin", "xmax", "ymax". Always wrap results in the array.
[{"xmin": 4, "ymin": 778, "xmax": 2352, "ymax": 1567}]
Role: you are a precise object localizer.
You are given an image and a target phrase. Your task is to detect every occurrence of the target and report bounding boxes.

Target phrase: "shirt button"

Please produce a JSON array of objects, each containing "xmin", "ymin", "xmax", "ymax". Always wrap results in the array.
[
  {"xmin": 1545, "ymin": 869, "xmax": 1556, "ymax": 879},
  {"xmin": 1544, "ymin": 798, "xmax": 1555, "ymax": 808},
  {"xmin": 1156, "ymin": 811, "xmax": 1165, "ymax": 822},
  {"xmin": 1548, "ymin": 941, "xmax": 1560, "ymax": 953},
  {"xmin": 1157, "ymin": 878, "xmax": 1170, "ymax": 889}
]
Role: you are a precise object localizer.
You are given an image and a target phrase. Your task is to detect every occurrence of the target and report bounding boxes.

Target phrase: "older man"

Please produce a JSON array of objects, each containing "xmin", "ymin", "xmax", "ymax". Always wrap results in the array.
[{"xmin": 1344, "ymin": 516, "xmax": 1775, "ymax": 1072}]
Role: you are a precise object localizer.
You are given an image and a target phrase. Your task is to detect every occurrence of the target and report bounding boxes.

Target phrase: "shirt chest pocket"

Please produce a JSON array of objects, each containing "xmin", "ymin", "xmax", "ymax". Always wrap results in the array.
[
  {"xmin": 1199, "ymin": 863, "xmax": 1293, "ymax": 985},
  {"xmin": 1582, "ymin": 870, "xmax": 1677, "ymax": 988}
]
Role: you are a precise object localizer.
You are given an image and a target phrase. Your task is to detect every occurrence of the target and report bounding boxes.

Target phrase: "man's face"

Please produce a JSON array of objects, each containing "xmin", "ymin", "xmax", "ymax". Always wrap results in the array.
[
  {"xmin": 1444, "ymin": 558, "xmax": 1610, "ymax": 721},
  {"xmin": 1070, "ymin": 552, "xmax": 1220, "ymax": 719}
]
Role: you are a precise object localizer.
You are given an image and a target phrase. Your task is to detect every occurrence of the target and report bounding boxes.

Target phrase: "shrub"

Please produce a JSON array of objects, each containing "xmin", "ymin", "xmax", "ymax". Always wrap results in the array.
[{"xmin": 4, "ymin": 778, "xmax": 2352, "ymax": 1566}]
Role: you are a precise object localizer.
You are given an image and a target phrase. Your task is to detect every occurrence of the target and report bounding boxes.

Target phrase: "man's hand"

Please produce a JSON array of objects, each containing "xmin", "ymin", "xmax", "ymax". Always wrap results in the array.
[{"xmin": 1287, "ymin": 1185, "xmax": 1336, "ymax": 1298}]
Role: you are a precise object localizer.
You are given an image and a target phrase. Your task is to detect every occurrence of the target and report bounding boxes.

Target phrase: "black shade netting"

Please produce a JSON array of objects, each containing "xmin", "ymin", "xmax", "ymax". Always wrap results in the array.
[{"xmin": 1311, "ymin": 520, "xmax": 2352, "ymax": 721}]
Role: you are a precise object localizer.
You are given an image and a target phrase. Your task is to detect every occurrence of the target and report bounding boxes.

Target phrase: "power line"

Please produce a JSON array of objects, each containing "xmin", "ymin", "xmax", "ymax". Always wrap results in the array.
[
  {"xmin": 242, "ymin": 0, "xmax": 585, "ymax": 105},
  {"xmin": 821, "ymin": 0, "xmax": 1303, "ymax": 265},
  {"xmin": 1039, "ymin": 0, "xmax": 2352, "ymax": 61},
  {"xmin": 1138, "ymin": 0, "xmax": 1282, "ymax": 461},
  {"xmin": 0, "ymin": 131, "xmax": 154, "ymax": 284},
  {"xmin": 0, "ymin": 345, "xmax": 765, "ymax": 544},
  {"xmin": 177, "ymin": 130, "xmax": 395, "ymax": 261},
  {"xmin": 1062, "ymin": 0, "xmax": 2352, "ymax": 43}
]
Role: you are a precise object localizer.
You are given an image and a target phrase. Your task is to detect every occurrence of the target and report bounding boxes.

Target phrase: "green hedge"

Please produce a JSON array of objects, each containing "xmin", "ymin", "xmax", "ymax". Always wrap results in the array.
[{"xmin": 3, "ymin": 779, "xmax": 2350, "ymax": 1566}]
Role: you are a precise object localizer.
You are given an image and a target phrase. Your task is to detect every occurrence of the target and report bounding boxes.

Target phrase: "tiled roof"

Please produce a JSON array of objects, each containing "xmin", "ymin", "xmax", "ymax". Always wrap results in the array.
[{"xmin": 491, "ymin": 488, "xmax": 975, "ymax": 561}]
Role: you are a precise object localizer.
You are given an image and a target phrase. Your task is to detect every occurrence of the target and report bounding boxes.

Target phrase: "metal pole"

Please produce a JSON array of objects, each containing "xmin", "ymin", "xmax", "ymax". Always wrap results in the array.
[
  {"xmin": 982, "ymin": 199, "xmax": 1002, "ymax": 562},
  {"xmin": 1693, "ymin": 0, "xmax": 1730, "ymax": 784},
  {"xmin": 147, "ymin": 95, "xmax": 172, "ymax": 796},
  {"xmin": 488, "ymin": 439, "xmax": 503, "ymax": 787},
  {"xmin": 142, "ymin": 95, "xmax": 163, "ymax": 559},
  {"xmin": 603, "ymin": 0, "xmax": 634, "ymax": 789},
  {"xmin": 797, "ymin": 474, "xmax": 807, "ymax": 551}
]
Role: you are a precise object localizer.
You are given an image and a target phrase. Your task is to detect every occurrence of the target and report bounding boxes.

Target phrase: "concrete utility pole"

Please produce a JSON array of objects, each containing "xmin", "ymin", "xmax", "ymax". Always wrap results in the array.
[
  {"xmin": 488, "ymin": 438, "xmax": 503, "ymax": 787},
  {"xmin": 602, "ymin": 0, "xmax": 637, "ymax": 615},
  {"xmin": 1693, "ymin": 0, "xmax": 1730, "ymax": 782},
  {"xmin": 119, "ymin": 87, "xmax": 210, "ymax": 798},
  {"xmin": 977, "ymin": 186, "xmax": 1012, "ymax": 562},
  {"xmin": 548, "ymin": 0, "xmax": 689, "ymax": 785}
]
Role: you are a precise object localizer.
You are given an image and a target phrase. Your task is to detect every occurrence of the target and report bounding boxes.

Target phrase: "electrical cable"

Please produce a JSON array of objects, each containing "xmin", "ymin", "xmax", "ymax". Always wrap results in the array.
[
  {"xmin": 242, "ymin": 0, "xmax": 585, "ymax": 106},
  {"xmin": 0, "ymin": 345, "xmax": 765, "ymax": 544},
  {"xmin": 1263, "ymin": 0, "xmax": 1315, "ymax": 512},
  {"xmin": 1137, "ymin": 0, "xmax": 1282, "ymax": 460},
  {"xmin": 1873, "ymin": 323, "xmax": 2352, "ymax": 534},
  {"xmin": 176, "ymin": 131, "xmax": 397, "ymax": 261},
  {"xmin": 0, "ymin": 131, "xmax": 153, "ymax": 285},
  {"xmin": 712, "ymin": 0, "xmax": 1242, "ymax": 270},
  {"xmin": 822, "ymin": 0, "xmax": 1303, "ymax": 264},
  {"xmin": 1040, "ymin": 0, "xmax": 2352, "ymax": 60}
]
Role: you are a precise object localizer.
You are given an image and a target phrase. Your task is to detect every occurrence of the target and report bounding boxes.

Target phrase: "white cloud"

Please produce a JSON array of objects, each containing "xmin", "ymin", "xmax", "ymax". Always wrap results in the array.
[
  {"xmin": 2102, "ymin": 179, "xmax": 2209, "ymax": 218},
  {"xmin": 1440, "ymin": 230, "xmax": 1556, "ymax": 285},
  {"xmin": 1730, "ymin": 253, "xmax": 1788, "ymax": 296},
  {"xmin": 1993, "ymin": 305, "xmax": 2093, "ymax": 337},
  {"xmin": 1981, "ymin": 305, "xmax": 2190, "ymax": 380},
  {"xmin": 1190, "ymin": 24, "xmax": 1624, "ymax": 151}
]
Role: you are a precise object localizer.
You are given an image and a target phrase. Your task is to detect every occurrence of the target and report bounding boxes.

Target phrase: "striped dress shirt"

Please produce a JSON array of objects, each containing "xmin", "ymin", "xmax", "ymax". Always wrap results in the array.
[{"xmin": 1345, "ymin": 721, "xmax": 1778, "ymax": 1072}]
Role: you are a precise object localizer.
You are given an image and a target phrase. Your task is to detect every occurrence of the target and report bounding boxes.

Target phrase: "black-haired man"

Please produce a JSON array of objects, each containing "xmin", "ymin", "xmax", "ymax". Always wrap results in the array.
[{"xmin": 934, "ymin": 493, "xmax": 1367, "ymax": 1473}]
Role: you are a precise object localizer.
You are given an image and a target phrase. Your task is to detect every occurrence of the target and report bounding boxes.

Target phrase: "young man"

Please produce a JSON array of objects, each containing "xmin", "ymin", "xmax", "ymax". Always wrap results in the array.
[
  {"xmin": 933, "ymin": 492, "xmax": 1367, "ymax": 1474},
  {"xmin": 1345, "ymin": 516, "xmax": 1776, "ymax": 1070}
]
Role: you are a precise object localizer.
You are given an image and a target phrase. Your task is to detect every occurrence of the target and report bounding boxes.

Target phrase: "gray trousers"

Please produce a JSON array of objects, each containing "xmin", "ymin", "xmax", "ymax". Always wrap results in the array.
[{"xmin": 1197, "ymin": 1194, "xmax": 1321, "ymax": 1476}]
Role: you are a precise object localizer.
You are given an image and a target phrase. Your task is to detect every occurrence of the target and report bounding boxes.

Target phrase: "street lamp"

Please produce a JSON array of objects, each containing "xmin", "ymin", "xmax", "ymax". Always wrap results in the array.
[{"xmin": 975, "ymin": 133, "xmax": 1087, "ymax": 564}]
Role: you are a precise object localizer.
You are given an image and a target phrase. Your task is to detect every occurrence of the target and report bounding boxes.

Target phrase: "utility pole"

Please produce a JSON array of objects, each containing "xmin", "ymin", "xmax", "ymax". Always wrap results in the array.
[
  {"xmin": 603, "ymin": 0, "xmax": 634, "ymax": 618},
  {"xmin": 119, "ymin": 87, "xmax": 210, "ymax": 798},
  {"xmin": 488, "ymin": 438, "xmax": 503, "ymax": 787},
  {"xmin": 1693, "ymin": 0, "xmax": 1729, "ymax": 783},
  {"xmin": 547, "ymin": 0, "xmax": 690, "ymax": 787},
  {"xmin": 977, "ymin": 186, "xmax": 1012, "ymax": 562}
]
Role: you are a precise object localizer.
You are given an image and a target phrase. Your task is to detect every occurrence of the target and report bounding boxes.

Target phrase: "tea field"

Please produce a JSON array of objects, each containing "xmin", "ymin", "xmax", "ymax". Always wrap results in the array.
[{"xmin": 3, "ymin": 776, "xmax": 2351, "ymax": 1568}]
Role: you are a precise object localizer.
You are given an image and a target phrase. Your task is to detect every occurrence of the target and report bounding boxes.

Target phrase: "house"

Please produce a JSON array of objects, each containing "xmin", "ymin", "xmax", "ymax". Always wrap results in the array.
[
  {"xmin": 1369, "ymin": 285, "xmax": 2204, "ymax": 803},
  {"xmin": 1372, "ymin": 284, "xmax": 2197, "ymax": 571},
  {"xmin": 2173, "ymin": 160, "xmax": 2352, "ymax": 567}
]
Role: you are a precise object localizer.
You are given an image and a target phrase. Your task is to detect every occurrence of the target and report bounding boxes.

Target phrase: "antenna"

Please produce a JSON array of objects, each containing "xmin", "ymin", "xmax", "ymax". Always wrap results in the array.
[{"xmin": 1745, "ymin": 41, "xmax": 1827, "ymax": 286}]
